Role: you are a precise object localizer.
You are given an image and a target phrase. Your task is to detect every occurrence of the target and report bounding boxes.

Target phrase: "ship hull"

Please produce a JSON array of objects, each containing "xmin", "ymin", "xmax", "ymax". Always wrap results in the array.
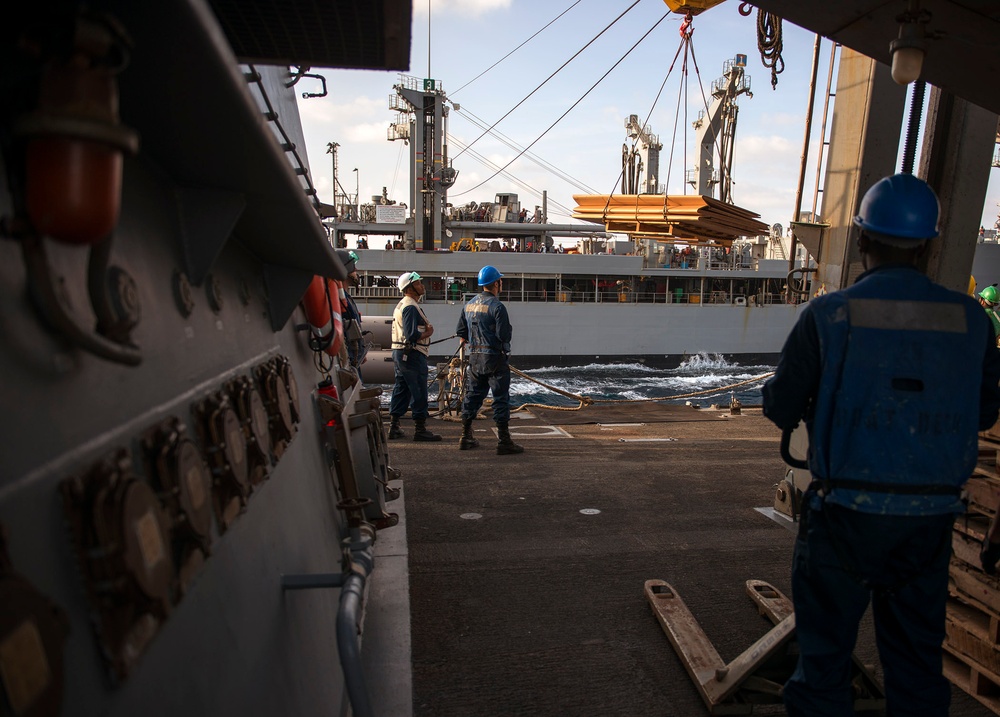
[{"xmin": 358, "ymin": 299, "xmax": 799, "ymax": 369}]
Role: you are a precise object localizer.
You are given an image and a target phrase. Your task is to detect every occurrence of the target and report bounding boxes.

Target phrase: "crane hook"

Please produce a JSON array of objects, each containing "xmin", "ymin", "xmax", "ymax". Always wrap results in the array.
[{"xmin": 679, "ymin": 10, "xmax": 694, "ymax": 38}]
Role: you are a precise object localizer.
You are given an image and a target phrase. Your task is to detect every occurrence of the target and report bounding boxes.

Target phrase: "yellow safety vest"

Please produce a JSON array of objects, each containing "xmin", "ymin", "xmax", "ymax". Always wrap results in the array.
[{"xmin": 391, "ymin": 295, "xmax": 431, "ymax": 356}]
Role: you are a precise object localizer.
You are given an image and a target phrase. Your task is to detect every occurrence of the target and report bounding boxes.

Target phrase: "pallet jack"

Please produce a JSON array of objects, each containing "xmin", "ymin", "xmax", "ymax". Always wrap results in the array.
[
  {"xmin": 644, "ymin": 578, "xmax": 885, "ymax": 714},
  {"xmin": 645, "ymin": 429, "xmax": 885, "ymax": 714}
]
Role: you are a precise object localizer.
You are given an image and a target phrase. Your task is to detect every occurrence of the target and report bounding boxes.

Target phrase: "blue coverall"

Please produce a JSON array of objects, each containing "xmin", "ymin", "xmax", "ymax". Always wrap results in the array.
[
  {"xmin": 763, "ymin": 264, "xmax": 1000, "ymax": 716},
  {"xmin": 456, "ymin": 291, "xmax": 513, "ymax": 423}
]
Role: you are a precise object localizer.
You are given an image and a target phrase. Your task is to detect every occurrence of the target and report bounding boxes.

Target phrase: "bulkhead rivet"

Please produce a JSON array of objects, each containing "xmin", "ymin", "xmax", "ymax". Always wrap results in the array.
[{"xmin": 173, "ymin": 271, "xmax": 195, "ymax": 317}]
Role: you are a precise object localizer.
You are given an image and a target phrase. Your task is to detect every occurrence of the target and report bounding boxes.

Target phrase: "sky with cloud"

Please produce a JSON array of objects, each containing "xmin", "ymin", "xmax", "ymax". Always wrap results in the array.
[{"xmin": 296, "ymin": 0, "xmax": 1000, "ymax": 234}]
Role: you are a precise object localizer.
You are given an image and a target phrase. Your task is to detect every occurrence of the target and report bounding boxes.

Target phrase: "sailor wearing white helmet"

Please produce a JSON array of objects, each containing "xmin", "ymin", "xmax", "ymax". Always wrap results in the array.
[{"xmin": 387, "ymin": 271, "xmax": 441, "ymax": 441}]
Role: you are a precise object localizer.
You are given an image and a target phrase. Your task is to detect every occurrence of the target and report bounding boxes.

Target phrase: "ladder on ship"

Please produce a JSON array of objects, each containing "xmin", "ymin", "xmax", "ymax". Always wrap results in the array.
[{"xmin": 771, "ymin": 229, "xmax": 786, "ymax": 261}]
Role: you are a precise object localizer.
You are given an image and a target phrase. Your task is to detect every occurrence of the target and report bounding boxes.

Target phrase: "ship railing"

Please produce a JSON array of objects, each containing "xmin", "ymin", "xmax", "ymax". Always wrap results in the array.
[
  {"xmin": 353, "ymin": 285, "xmax": 788, "ymax": 306},
  {"xmin": 354, "ymin": 286, "xmax": 402, "ymax": 299}
]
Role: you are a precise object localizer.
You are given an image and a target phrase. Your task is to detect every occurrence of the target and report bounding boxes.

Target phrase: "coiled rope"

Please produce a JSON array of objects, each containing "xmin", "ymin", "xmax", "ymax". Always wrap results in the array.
[
  {"xmin": 509, "ymin": 365, "xmax": 774, "ymax": 412},
  {"xmin": 756, "ymin": 9, "xmax": 784, "ymax": 90}
]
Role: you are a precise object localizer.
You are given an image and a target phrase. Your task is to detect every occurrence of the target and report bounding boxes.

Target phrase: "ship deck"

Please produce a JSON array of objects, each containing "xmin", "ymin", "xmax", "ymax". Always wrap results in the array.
[{"xmin": 370, "ymin": 403, "xmax": 994, "ymax": 716}]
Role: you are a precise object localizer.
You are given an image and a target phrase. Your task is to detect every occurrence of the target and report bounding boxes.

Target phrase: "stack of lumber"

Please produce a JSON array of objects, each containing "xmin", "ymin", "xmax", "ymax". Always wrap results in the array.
[
  {"xmin": 571, "ymin": 193, "xmax": 769, "ymax": 246},
  {"xmin": 947, "ymin": 422, "xmax": 1000, "ymax": 714}
]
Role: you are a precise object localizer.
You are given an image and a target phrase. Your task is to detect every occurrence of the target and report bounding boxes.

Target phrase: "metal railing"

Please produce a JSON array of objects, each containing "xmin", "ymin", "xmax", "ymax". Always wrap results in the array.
[{"xmin": 353, "ymin": 285, "xmax": 787, "ymax": 306}]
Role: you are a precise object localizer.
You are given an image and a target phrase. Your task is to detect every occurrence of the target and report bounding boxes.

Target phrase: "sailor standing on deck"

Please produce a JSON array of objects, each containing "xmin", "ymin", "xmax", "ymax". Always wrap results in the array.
[
  {"xmin": 456, "ymin": 265, "xmax": 523, "ymax": 455},
  {"xmin": 978, "ymin": 284, "xmax": 1000, "ymax": 344},
  {"xmin": 388, "ymin": 271, "xmax": 442, "ymax": 442},
  {"xmin": 337, "ymin": 250, "xmax": 368, "ymax": 377},
  {"xmin": 761, "ymin": 174, "xmax": 1000, "ymax": 717}
]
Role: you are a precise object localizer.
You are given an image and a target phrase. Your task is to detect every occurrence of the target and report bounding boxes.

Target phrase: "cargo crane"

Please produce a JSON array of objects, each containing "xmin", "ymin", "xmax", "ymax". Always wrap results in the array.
[
  {"xmin": 622, "ymin": 115, "xmax": 662, "ymax": 195},
  {"xmin": 687, "ymin": 54, "xmax": 752, "ymax": 204}
]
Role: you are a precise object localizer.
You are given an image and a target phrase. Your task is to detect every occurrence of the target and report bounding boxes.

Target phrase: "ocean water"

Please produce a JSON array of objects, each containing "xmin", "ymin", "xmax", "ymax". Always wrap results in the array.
[{"xmin": 508, "ymin": 353, "xmax": 776, "ymax": 408}]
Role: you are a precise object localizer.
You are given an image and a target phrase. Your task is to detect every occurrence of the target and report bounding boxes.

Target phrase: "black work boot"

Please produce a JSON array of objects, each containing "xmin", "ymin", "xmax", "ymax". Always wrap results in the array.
[
  {"xmin": 388, "ymin": 416, "xmax": 405, "ymax": 439},
  {"xmin": 496, "ymin": 422, "xmax": 524, "ymax": 455},
  {"xmin": 459, "ymin": 418, "xmax": 479, "ymax": 450},
  {"xmin": 413, "ymin": 418, "xmax": 442, "ymax": 442}
]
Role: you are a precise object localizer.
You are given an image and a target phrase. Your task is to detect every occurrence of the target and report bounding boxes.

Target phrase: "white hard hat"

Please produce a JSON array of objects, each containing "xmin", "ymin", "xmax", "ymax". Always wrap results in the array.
[{"xmin": 397, "ymin": 271, "xmax": 422, "ymax": 292}]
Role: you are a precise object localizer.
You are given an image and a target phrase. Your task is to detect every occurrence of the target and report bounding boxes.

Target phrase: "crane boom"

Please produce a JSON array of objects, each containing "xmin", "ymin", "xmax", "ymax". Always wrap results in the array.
[{"xmin": 689, "ymin": 56, "xmax": 752, "ymax": 203}]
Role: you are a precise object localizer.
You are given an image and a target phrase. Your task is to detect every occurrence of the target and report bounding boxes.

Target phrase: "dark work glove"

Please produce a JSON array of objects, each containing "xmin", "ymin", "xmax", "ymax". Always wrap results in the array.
[{"xmin": 981, "ymin": 540, "xmax": 1000, "ymax": 575}]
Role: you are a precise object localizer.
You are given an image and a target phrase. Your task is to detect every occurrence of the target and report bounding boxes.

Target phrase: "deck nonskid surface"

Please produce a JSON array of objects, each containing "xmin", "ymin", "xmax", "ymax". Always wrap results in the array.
[{"xmin": 391, "ymin": 408, "xmax": 992, "ymax": 716}]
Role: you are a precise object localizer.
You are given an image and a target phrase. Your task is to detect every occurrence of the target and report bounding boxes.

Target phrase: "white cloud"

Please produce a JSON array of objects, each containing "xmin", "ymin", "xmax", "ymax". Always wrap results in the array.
[
  {"xmin": 735, "ymin": 134, "xmax": 796, "ymax": 161},
  {"xmin": 299, "ymin": 94, "xmax": 386, "ymax": 125},
  {"xmin": 756, "ymin": 112, "xmax": 804, "ymax": 128},
  {"xmin": 346, "ymin": 122, "xmax": 392, "ymax": 145}
]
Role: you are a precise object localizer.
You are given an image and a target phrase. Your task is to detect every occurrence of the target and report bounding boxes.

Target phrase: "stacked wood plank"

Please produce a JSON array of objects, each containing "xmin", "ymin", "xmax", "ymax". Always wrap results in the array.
[
  {"xmin": 571, "ymin": 193, "xmax": 769, "ymax": 245},
  {"xmin": 947, "ymin": 423, "xmax": 1000, "ymax": 714}
]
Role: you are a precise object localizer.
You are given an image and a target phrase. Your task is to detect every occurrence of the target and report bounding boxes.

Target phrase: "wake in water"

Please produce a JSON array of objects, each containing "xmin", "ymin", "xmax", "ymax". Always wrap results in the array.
[{"xmin": 510, "ymin": 353, "xmax": 776, "ymax": 408}]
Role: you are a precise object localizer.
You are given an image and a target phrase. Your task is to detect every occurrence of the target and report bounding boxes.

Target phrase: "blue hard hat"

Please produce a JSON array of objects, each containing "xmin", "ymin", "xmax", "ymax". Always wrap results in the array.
[
  {"xmin": 477, "ymin": 265, "xmax": 503, "ymax": 286},
  {"xmin": 852, "ymin": 173, "xmax": 939, "ymax": 240}
]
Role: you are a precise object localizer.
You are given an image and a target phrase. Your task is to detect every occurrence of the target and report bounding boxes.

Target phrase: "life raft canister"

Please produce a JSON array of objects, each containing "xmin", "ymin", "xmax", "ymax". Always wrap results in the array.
[{"xmin": 301, "ymin": 276, "xmax": 344, "ymax": 357}]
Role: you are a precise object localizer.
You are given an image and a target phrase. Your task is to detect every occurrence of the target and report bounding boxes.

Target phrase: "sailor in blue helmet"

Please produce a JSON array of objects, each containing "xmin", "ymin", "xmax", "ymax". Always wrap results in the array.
[
  {"xmin": 456, "ymin": 265, "xmax": 523, "ymax": 455},
  {"xmin": 762, "ymin": 174, "xmax": 1000, "ymax": 716}
]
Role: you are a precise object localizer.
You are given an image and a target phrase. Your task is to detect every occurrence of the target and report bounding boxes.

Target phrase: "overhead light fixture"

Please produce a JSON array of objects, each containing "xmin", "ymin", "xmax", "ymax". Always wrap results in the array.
[{"xmin": 890, "ymin": 0, "xmax": 931, "ymax": 85}]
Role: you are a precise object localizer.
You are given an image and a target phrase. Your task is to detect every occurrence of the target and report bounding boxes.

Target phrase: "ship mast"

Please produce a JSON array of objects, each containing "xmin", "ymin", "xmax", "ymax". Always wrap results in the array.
[{"xmin": 389, "ymin": 75, "xmax": 456, "ymax": 250}]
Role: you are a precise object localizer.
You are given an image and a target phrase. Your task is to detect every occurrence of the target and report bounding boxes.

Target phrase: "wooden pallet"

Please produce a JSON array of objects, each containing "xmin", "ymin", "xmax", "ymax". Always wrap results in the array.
[
  {"xmin": 943, "ymin": 427, "xmax": 1000, "ymax": 712},
  {"xmin": 948, "ymin": 586, "xmax": 1000, "ymax": 700},
  {"xmin": 951, "ymin": 559, "xmax": 1000, "ymax": 616},
  {"xmin": 947, "ymin": 596, "xmax": 1000, "ymax": 674},
  {"xmin": 944, "ymin": 641, "xmax": 1000, "ymax": 714},
  {"xmin": 967, "ymin": 466, "xmax": 1000, "ymax": 516}
]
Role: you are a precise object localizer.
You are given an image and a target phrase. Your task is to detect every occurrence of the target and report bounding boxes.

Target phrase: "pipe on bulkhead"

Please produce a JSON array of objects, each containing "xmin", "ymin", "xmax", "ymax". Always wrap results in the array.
[
  {"xmin": 337, "ymin": 527, "xmax": 376, "ymax": 717},
  {"xmin": 280, "ymin": 524, "xmax": 376, "ymax": 717}
]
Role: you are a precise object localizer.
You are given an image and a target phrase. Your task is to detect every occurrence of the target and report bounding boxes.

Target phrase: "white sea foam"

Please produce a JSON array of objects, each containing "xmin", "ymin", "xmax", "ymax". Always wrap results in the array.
[
  {"xmin": 526, "ymin": 361, "xmax": 658, "ymax": 375},
  {"xmin": 507, "ymin": 359, "xmax": 775, "ymax": 406},
  {"xmin": 677, "ymin": 352, "xmax": 736, "ymax": 371}
]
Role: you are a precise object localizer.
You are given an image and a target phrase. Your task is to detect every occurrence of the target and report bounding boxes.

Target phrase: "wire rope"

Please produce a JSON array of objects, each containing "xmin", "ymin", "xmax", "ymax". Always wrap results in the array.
[
  {"xmin": 389, "ymin": 141, "xmax": 405, "ymax": 200},
  {"xmin": 451, "ymin": 0, "xmax": 584, "ymax": 95},
  {"xmin": 452, "ymin": 11, "xmax": 669, "ymax": 199},
  {"xmin": 447, "ymin": 135, "xmax": 578, "ymax": 217},
  {"xmin": 687, "ymin": 38, "xmax": 749, "ymax": 204},
  {"xmin": 602, "ymin": 28, "xmax": 687, "ymax": 219},
  {"xmin": 452, "ymin": 106, "xmax": 599, "ymax": 194},
  {"xmin": 451, "ymin": 0, "xmax": 643, "ymax": 162},
  {"xmin": 661, "ymin": 40, "xmax": 689, "ymax": 203}
]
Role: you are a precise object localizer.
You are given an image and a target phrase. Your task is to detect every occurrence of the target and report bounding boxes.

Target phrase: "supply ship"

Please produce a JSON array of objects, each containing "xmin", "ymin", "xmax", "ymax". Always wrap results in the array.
[
  {"xmin": 331, "ymin": 55, "xmax": 815, "ymax": 374},
  {"xmin": 2, "ymin": 2, "xmax": 1000, "ymax": 717}
]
